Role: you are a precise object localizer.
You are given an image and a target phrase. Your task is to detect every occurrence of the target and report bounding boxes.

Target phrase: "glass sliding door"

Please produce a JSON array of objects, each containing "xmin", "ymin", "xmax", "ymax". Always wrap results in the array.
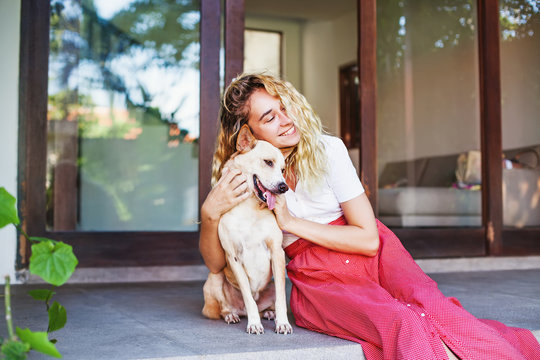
[
  {"xmin": 244, "ymin": 0, "xmax": 357, "ymax": 139},
  {"xmin": 376, "ymin": 0, "xmax": 482, "ymax": 228},
  {"xmin": 47, "ymin": 0, "xmax": 200, "ymax": 231},
  {"xmin": 499, "ymin": 0, "xmax": 540, "ymax": 229}
]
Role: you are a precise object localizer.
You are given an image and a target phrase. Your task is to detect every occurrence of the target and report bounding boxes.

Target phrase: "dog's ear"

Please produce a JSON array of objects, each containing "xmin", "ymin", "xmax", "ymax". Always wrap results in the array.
[{"xmin": 236, "ymin": 124, "xmax": 257, "ymax": 153}]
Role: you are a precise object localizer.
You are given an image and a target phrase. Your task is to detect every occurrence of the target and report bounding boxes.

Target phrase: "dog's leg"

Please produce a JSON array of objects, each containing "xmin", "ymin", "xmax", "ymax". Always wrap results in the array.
[
  {"xmin": 256, "ymin": 283, "xmax": 276, "ymax": 320},
  {"xmin": 221, "ymin": 276, "xmax": 248, "ymax": 324},
  {"xmin": 203, "ymin": 272, "xmax": 243, "ymax": 324},
  {"xmin": 202, "ymin": 273, "xmax": 224, "ymax": 319},
  {"xmin": 226, "ymin": 255, "xmax": 265, "ymax": 334},
  {"xmin": 267, "ymin": 239, "xmax": 293, "ymax": 334}
]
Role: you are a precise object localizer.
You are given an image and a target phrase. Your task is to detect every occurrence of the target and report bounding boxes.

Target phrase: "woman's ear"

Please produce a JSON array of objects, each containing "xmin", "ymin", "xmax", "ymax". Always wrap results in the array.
[{"xmin": 236, "ymin": 124, "xmax": 257, "ymax": 152}]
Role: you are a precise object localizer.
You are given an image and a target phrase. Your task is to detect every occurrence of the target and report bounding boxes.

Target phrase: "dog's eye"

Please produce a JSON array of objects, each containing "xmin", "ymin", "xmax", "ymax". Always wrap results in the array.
[
  {"xmin": 264, "ymin": 160, "xmax": 274, "ymax": 167},
  {"xmin": 281, "ymin": 168, "xmax": 285, "ymax": 174}
]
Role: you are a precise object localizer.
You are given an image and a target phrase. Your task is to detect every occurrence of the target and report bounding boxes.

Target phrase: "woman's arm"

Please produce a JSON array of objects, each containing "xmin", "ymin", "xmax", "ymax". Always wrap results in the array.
[
  {"xmin": 199, "ymin": 168, "xmax": 250, "ymax": 273},
  {"xmin": 274, "ymin": 193, "xmax": 379, "ymax": 256}
]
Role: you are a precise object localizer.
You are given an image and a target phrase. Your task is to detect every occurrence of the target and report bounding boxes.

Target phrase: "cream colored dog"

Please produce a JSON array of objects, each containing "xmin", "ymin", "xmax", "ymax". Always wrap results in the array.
[{"xmin": 202, "ymin": 124, "xmax": 293, "ymax": 335}]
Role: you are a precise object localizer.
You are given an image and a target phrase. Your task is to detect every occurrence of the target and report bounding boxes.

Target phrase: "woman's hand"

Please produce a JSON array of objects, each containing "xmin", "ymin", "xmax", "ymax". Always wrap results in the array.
[
  {"xmin": 272, "ymin": 194, "xmax": 295, "ymax": 231},
  {"xmin": 201, "ymin": 168, "xmax": 250, "ymax": 222}
]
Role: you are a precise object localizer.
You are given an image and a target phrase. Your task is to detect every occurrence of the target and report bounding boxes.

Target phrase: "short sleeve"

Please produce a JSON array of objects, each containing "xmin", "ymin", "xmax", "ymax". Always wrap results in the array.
[{"xmin": 324, "ymin": 136, "xmax": 365, "ymax": 203}]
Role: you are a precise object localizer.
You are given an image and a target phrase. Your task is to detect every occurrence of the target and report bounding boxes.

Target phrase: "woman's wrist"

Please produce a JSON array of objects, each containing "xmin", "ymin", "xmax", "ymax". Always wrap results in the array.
[
  {"xmin": 280, "ymin": 213, "xmax": 298, "ymax": 233},
  {"xmin": 201, "ymin": 203, "xmax": 221, "ymax": 223}
]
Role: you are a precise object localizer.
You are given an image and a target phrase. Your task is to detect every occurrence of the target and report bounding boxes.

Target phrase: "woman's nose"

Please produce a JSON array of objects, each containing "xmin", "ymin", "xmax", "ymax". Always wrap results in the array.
[{"xmin": 279, "ymin": 111, "xmax": 291, "ymax": 125}]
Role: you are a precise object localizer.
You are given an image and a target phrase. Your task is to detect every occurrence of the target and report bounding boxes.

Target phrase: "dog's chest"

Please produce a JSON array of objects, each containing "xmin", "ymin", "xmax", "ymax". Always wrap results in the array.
[
  {"xmin": 218, "ymin": 201, "xmax": 282, "ymax": 282},
  {"xmin": 220, "ymin": 203, "xmax": 280, "ymax": 248}
]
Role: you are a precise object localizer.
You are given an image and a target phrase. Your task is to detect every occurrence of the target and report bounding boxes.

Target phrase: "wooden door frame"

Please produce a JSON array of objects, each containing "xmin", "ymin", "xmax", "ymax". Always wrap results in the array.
[
  {"xmin": 18, "ymin": 0, "xmax": 222, "ymax": 268},
  {"xmin": 18, "ymin": 0, "xmax": 539, "ymax": 268},
  {"xmin": 339, "ymin": 62, "xmax": 360, "ymax": 150}
]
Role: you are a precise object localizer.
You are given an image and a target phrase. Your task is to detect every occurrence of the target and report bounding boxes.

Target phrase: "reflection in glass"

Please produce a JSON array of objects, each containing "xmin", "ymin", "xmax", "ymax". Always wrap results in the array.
[
  {"xmin": 376, "ymin": 0, "xmax": 481, "ymax": 227},
  {"xmin": 500, "ymin": 0, "xmax": 540, "ymax": 228},
  {"xmin": 47, "ymin": 0, "xmax": 200, "ymax": 231}
]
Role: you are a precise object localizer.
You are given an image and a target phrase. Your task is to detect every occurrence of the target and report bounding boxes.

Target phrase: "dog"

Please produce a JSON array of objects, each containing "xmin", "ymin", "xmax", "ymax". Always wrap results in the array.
[{"xmin": 202, "ymin": 124, "xmax": 293, "ymax": 335}]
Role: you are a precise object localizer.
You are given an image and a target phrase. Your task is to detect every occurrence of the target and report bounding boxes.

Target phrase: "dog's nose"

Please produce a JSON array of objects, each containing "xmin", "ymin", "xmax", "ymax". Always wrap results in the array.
[{"xmin": 278, "ymin": 182, "xmax": 289, "ymax": 194}]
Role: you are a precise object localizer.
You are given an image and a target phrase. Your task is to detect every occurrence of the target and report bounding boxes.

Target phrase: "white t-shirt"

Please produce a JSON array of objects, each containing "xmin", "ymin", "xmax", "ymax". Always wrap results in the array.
[{"xmin": 283, "ymin": 135, "xmax": 365, "ymax": 247}]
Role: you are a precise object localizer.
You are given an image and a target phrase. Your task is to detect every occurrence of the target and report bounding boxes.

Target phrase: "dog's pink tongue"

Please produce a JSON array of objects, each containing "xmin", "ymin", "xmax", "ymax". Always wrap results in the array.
[{"xmin": 265, "ymin": 190, "xmax": 276, "ymax": 210}]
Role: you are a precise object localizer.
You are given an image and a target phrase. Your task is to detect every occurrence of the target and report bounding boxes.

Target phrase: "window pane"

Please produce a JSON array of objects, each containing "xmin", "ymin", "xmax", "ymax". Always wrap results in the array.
[
  {"xmin": 500, "ymin": 0, "xmax": 540, "ymax": 228},
  {"xmin": 244, "ymin": 29, "xmax": 282, "ymax": 77},
  {"xmin": 47, "ymin": 0, "xmax": 200, "ymax": 231},
  {"xmin": 377, "ymin": 0, "xmax": 481, "ymax": 228}
]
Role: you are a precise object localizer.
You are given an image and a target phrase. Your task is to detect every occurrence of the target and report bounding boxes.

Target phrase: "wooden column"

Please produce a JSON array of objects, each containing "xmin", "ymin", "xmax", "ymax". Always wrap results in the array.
[
  {"xmin": 199, "ymin": 0, "xmax": 222, "ymax": 214},
  {"xmin": 225, "ymin": 0, "xmax": 245, "ymax": 87},
  {"xmin": 357, "ymin": 0, "xmax": 378, "ymax": 213},
  {"xmin": 477, "ymin": 0, "xmax": 503, "ymax": 255},
  {"xmin": 18, "ymin": 0, "xmax": 50, "ymax": 265}
]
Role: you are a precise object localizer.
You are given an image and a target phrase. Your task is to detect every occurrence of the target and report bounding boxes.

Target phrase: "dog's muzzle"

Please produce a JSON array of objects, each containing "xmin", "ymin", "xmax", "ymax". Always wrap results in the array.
[{"xmin": 253, "ymin": 175, "xmax": 288, "ymax": 210}]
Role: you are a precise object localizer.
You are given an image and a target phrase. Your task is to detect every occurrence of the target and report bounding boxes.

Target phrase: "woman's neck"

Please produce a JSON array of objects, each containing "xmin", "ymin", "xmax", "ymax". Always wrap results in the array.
[
  {"xmin": 285, "ymin": 170, "xmax": 297, "ymax": 192},
  {"xmin": 280, "ymin": 146, "xmax": 295, "ymax": 159}
]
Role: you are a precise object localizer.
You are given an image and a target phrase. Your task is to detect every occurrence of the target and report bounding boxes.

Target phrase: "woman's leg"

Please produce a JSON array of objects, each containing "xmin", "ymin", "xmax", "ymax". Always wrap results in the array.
[
  {"xmin": 375, "ymin": 220, "xmax": 535, "ymax": 360},
  {"xmin": 288, "ymin": 265, "xmax": 448, "ymax": 360}
]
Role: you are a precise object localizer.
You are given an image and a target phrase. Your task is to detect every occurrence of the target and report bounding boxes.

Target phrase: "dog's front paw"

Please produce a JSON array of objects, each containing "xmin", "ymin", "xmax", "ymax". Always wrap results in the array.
[
  {"xmin": 224, "ymin": 313, "xmax": 240, "ymax": 324},
  {"xmin": 263, "ymin": 310, "xmax": 275, "ymax": 321},
  {"xmin": 246, "ymin": 322, "xmax": 264, "ymax": 334},
  {"xmin": 275, "ymin": 322, "xmax": 293, "ymax": 334}
]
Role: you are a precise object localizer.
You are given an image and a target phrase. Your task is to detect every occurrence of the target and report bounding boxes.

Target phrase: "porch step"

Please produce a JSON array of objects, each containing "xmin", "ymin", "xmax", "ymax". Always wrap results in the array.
[
  {"xmin": 139, "ymin": 344, "xmax": 365, "ymax": 360},
  {"xmin": 2, "ymin": 270, "xmax": 539, "ymax": 359},
  {"xmin": 18, "ymin": 255, "xmax": 540, "ymax": 285}
]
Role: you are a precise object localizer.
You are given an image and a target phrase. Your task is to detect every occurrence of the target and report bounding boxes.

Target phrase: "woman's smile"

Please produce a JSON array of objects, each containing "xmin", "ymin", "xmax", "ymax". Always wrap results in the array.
[{"xmin": 280, "ymin": 126, "xmax": 296, "ymax": 137}]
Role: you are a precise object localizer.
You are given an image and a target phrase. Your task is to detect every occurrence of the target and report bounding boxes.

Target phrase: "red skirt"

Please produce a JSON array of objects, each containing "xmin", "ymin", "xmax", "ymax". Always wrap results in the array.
[{"xmin": 285, "ymin": 217, "xmax": 540, "ymax": 360}]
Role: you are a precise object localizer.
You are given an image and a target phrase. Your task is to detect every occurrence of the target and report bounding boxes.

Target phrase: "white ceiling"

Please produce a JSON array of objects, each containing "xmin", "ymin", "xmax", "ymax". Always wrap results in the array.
[{"xmin": 245, "ymin": 0, "xmax": 356, "ymax": 21}]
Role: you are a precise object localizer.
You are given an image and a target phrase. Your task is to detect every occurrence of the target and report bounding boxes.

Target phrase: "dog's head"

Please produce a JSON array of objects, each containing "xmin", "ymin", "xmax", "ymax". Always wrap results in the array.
[{"xmin": 231, "ymin": 124, "xmax": 289, "ymax": 210}]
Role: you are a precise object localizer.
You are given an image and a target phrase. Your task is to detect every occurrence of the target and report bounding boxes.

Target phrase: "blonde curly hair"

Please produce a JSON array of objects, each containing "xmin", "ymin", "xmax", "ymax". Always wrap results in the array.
[{"xmin": 211, "ymin": 73, "xmax": 328, "ymax": 191}]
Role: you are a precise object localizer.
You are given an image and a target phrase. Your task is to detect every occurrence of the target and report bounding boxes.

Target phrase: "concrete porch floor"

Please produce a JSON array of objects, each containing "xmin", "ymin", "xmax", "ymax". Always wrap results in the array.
[{"xmin": 2, "ymin": 269, "xmax": 540, "ymax": 360}]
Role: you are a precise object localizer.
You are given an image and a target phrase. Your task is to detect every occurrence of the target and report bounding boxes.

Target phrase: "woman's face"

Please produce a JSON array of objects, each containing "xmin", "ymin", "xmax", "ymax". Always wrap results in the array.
[{"xmin": 246, "ymin": 89, "xmax": 300, "ymax": 155}]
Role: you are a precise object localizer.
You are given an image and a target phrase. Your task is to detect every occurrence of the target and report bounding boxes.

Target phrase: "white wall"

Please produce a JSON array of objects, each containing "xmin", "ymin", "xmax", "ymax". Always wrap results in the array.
[
  {"xmin": 302, "ymin": 11, "xmax": 356, "ymax": 136},
  {"xmin": 0, "ymin": 0, "xmax": 21, "ymax": 284}
]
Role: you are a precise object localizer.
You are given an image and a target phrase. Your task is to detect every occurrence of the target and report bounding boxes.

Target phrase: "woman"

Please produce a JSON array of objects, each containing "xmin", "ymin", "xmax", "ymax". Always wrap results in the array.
[{"xmin": 199, "ymin": 73, "xmax": 540, "ymax": 360}]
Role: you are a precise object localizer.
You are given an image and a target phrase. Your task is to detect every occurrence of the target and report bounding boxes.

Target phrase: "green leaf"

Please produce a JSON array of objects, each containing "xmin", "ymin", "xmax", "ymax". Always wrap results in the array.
[
  {"xmin": 28, "ymin": 289, "xmax": 56, "ymax": 302},
  {"xmin": 0, "ymin": 187, "xmax": 19, "ymax": 228},
  {"xmin": 48, "ymin": 302, "xmax": 67, "ymax": 333},
  {"xmin": 15, "ymin": 328, "xmax": 61, "ymax": 358},
  {"xmin": 29, "ymin": 241, "xmax": 78, "ymax": 286},
  {"xmin": 1, "ymin": 340, "xmax": 30, "ymax": 360}
]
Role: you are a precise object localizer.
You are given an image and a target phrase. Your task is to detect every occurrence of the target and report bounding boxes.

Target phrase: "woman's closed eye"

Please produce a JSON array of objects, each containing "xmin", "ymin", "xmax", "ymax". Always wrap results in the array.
[{"xmin": 263, "ymin": 106, "xmax": 286, "ymax": 123}]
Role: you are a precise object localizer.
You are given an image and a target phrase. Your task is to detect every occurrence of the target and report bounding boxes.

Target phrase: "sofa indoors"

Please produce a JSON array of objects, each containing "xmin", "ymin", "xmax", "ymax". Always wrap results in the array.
[{"xmin": 377, "ymin": 145, "xmax": 540, "ymax": 228}]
